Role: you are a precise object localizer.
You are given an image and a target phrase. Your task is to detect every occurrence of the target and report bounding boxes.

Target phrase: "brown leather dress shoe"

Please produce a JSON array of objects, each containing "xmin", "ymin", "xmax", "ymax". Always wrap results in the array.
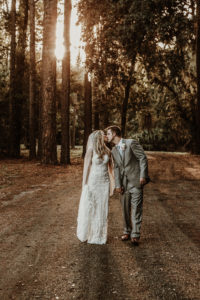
[
  {"xmin": 131, "ymin": 237, "xmax": 140, "ymax": 245},
  {"xmin": 121, "ymin": 234, "xmax": 130, "ymax": 241}
]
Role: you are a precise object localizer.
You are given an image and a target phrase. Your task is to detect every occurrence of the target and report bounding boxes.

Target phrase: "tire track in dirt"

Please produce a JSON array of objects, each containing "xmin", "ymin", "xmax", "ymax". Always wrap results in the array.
[
  {"xmin": 74, "ymin": 243, "xmax": 130, "ymax": 300},
  {"xmin": 154, "ymin": 180, "xmax": 200, "ymax": 248}
]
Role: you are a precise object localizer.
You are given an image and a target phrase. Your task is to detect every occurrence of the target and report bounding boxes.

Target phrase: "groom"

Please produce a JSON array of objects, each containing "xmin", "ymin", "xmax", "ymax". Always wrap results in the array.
[{"xmin": 106, "ymin": 126, "xmax": 149, "ymax": 245}]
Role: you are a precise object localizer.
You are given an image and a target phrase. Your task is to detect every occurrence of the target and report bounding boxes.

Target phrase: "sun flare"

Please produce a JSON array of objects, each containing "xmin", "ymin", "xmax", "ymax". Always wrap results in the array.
[
  {"xmin": 55, "ymin": 1, "xmax": 85, "ymax": 65},
  {"xmin": 55, "ymin": 20, "xmax": 65, "ymax": 60}
]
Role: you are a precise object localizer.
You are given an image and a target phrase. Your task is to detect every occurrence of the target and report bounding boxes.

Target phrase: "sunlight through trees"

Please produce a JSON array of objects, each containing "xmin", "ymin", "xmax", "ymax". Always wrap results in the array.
[{"xmin": 0, "ymin": 0, "xmax": 200, "ymax": 162}]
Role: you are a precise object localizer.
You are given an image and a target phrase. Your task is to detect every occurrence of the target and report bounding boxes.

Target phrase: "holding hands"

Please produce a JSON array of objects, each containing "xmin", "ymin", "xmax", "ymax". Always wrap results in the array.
[
  {"xmin": 115, "ymin": 187, "xmax": 124, "ymax": 195},
  {"xmin": 140, "ymin": 178, "xmax": 147, "ymax": 186},
  {"xmin": 115, "ymin": 178, "xmax": 146, "ymax": 194}
]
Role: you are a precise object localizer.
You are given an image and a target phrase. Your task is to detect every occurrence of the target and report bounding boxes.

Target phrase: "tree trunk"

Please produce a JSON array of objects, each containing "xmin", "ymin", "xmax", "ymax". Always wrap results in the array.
[
  {"xmin": 9, "ymin": 0, "xmax": 17, "ymax": 157},
  {"xmin": 121, "ymin": 64, "xmax": 134, "ymax": 137},
  {"xmin": 41, "ymin": 0, "xmax": 57, "ymax": 164},
  {"xmin": 71, "ymin": 105, "xmax": 76, "ymax": 149},
  {"xmin": 82, "ymin": 73, "xmax": 92, "ymax": 157},
  {"xmin": 37, "ymin": 90, "xmax": 42, "ymax": 159},
  {"xmin": 61, "ymin": 0, "xmax": 71, "ymax": 164},
  {"xmin": 14, "ymin": 0, "xmax": 29, "ymax": 156},
  {"xmin": 195, "ymin": 0, "xmax": 200, "ymax": 154},
  {"xmin": 121, "ymin": 32, "xmax": 145, "ymax": 137},
  {"xmin": 94, "ymin": 105, "xmax": 99, "ymax": 130},
  {"xmin": 103, "ymin": 93, "xmax": 109, "ymax": 128},
  {"xmin": 29, "ymin": 0, "xmax": 36, "ymax": 159},
  {"xmin": 92, "ymin": 77, "xmax": 100, "ymax": 130}
]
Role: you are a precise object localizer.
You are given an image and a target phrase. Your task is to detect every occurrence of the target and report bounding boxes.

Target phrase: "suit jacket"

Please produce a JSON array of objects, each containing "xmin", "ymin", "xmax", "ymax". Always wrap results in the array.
[{"xmin": 111, "ymin": 139, "xmax": 149, "ymax": 189}]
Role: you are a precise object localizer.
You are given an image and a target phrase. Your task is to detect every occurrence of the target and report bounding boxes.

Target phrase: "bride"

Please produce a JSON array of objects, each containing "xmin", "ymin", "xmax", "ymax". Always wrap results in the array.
[{"xmin": 77, "ymin": 130, "xmax": 114, "ymax": 244}]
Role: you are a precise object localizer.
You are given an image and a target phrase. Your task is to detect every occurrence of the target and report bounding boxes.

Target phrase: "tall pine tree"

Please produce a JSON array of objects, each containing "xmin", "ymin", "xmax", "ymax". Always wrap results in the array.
[
  {"xmin": 196, "ymin": 0, "xmax": 200, "ymax": 153},
  {"xmin": 29, "ymin": 0, "xmax": 36, "ymax": 159},
  {"xmin": 41, "ymin": 0, "xmax": 57, "ymax": 164},
  {"xmin": 61, "ymin": 0, "xmax": 71, "ymax": 164},
  {"xmin": 9, "ymin": 0, "xmax": 17, "ymax": 157}
]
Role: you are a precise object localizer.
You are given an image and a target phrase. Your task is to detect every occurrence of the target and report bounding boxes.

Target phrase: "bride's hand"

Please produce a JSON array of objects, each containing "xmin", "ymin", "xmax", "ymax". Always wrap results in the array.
[
  {"xmin": 115, "ymin": 187, "xmax": 121, "ymax": 193},
  {"xmin": 116, "ymin": 187, "xmax": 124, "ymax": 194},
  {"xmin": 140, "ymin": 178, "xmax": 146, "ymax": 185}
]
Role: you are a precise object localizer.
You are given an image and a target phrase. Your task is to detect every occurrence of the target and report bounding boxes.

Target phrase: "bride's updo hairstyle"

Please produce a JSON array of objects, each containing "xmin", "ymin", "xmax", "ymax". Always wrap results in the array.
[{"xmin": 93, "ymin": 130, "xmax": 110, "ymax": 159}]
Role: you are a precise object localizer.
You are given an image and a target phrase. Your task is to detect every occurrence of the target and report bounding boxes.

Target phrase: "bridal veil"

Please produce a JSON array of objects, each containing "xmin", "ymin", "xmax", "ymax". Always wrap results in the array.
[{"xmin": 82, "ymin": 131, "xmax": 115, "ymax": 195}]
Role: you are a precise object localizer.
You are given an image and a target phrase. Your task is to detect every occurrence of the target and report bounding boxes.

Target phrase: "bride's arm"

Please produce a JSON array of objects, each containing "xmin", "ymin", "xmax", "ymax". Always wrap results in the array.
[
  {"xmin": 82, "ymin": 147, "xmax": 93, "ymax": 186},
  {"xmin": 108, "ymin": 154, "xmax": 115, "ymax": 196}
]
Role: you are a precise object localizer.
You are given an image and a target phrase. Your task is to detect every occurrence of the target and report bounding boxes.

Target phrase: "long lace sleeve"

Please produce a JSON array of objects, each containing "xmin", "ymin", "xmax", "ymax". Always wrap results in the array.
[
  {"xmin": 108, "ymin": 155, "xmax": 115, "ymax": 196},
  {"xmin": 82, "ymin": 147, "xmax": 93, "ymax": 186}
]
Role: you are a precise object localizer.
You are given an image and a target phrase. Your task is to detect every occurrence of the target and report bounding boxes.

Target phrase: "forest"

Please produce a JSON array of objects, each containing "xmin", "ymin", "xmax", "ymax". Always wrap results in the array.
[
  {"xmin": 0, "ymin": 0, "xmax": 200, "ymax": 164},
  {"xmin": 1, "ymin": 2, "xmax": 200, "ymax": 299}
]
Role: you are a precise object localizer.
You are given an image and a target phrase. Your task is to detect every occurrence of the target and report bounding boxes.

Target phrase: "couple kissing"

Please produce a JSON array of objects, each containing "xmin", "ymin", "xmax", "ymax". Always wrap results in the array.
[{"xmin": 77, "ymin": 126, "xmax": 149, "ymax": 245}]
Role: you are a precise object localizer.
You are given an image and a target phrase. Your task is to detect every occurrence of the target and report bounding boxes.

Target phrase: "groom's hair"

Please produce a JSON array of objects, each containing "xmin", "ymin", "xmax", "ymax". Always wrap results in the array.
[{"xmin": 106, "ymin": 126, "xmax": 121, "ymax": 137}]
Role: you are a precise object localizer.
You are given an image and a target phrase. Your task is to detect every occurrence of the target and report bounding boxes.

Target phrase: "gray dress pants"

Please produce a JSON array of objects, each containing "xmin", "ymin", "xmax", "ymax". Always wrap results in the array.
[{"xmin": 120, "ymin": 179, "xmax": 143, "ymax": 238}]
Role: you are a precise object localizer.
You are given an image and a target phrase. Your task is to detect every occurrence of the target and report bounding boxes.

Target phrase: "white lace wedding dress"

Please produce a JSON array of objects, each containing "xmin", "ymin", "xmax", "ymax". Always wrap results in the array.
[{"xmin": 77, "ymin": 151, "xmax": 110, "ymax": 244}]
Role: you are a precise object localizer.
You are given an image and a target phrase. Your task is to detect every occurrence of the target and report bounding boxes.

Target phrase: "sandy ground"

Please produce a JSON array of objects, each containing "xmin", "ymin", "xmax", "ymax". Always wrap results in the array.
[{"xmin": 0, "ymin": 150, "xmax": 200, "ymax": 300}]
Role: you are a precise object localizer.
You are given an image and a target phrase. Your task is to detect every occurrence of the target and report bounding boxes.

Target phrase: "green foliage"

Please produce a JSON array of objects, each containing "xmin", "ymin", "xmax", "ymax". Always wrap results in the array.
[{"xmin": 77, "ymin": 0, "xmax": 196, "ymax": 151}]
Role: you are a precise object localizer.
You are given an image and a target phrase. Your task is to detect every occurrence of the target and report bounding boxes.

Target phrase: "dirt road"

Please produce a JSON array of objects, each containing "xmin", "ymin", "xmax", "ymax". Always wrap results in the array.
[{"xmin": 0, "ymin": 152, "xmax": 200, "ymax": 300}]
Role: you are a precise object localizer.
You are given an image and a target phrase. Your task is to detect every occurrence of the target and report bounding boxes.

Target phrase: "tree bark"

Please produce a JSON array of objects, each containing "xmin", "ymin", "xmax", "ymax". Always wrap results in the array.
[
  {"xmin": 195, "ymin": 0, "xmax": 200, "ymax": 154},
  {"xmin": 82, "ymin": 73, "xmax": 92, "ymax": 157},
  {"xmin": 70, "ymin": 94, "xmax": 77, "ymax": 149},
  {"xmin": 41, "ymin": 0, "xmax": 57, "ymax": 164},
  {"xmin": 71, "ymin": 107, "xmax": 76, "ymax": 149},
  {"xmin": 29, "ymin": 0, "xmax": 36, "ymax": 159},
  {"xmin": 37, "ymin": 89, "xmax": 42, "ymax": 159},
  {"xmin": 121, "ymin": 64, "xmax": 134, "ymax": 137},
  {"xmin": 102, "ymin": 93, "xmax": 109, "ymax": 128},
  {"xmin": 92, "ymin": 77, "xmax": 100, "ymax": 130},
  {"xmin": 9, "ymin": 0, "xmax": 17, "ymax": 157},
  {"xmin": 14, "ymin": 0, "xmax": 29, "ymax": 156},
  {"xmin": 61, "ymin": 0, "xmax": 71, "ymax": 164},
  {"xmin": 94, "ymin": 100, "xmax": 100, "ymax": 130}
]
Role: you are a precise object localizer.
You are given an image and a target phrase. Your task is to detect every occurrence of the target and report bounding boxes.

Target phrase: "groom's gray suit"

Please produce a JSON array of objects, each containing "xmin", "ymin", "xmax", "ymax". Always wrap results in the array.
[{"xmin": 111, "ymin": 138, "xmax": 149, "ymax": 238}]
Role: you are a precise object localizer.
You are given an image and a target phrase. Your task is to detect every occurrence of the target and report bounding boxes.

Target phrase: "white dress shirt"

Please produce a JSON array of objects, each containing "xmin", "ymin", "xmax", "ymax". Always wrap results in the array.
[
  {"xmin": 115, "ymin": 139, "xmax": 123, "ymax": 188},
  {"xmin": 116, "ymin": 138, "xmax": 123, "ymax": 157}
]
